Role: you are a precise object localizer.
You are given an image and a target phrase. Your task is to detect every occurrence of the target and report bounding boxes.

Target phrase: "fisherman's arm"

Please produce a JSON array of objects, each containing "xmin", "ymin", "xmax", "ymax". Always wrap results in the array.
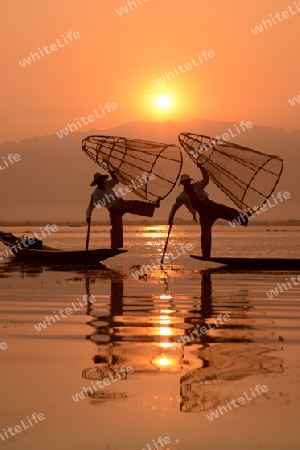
[
  {"xmin": 168, "ymin": 194, "xmax": 196, "ymax": 225},
  {"xmin": 197, "ymin": 163, "xmax": 209, "ymax": 187},
  {"xmin": 168, "ymin": 195, "xmax": 184, "ymax": 225},
  {"xmin": 185, "ymin": 203, "xmax": 197, "ymax": 222},
  {"xmin": 108, "ymin": 170, "xmax": 119, "ymax": 187}
]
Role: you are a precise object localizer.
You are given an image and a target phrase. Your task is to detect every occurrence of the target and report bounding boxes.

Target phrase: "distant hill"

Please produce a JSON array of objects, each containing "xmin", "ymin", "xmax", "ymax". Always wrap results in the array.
[{"xmin": 0, "ymin": 119, "xmax": 298, "ymax": 221}]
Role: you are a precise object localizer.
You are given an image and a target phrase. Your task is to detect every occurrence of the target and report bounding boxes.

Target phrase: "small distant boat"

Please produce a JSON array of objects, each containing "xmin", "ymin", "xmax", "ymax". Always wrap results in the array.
[
  {"xmin": 0, "ymin": 232, "xmax": 126, "ymax": 265},
  {"xmin": 190, "ymin": 255, "xmax": 300, "ymax": 271}
]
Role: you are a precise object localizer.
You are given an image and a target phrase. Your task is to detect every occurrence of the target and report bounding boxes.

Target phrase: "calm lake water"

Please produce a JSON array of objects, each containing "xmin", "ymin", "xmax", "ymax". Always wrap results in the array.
[{"xmin": 0, "ymin": 225, "xmax": 300, "ymax": 450}]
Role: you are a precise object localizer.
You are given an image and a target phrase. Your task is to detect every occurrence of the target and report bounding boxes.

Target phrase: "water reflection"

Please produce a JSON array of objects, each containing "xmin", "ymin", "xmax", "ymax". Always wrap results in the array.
[
  {"xmin": 0, "ymin": 257, "xmax": 44, "ymax": 277},
  {"xmin": 0, "ymin": 256, "xmax": 107, "ymax": 277},
  {"xmin": 82, "ymin": 270, "xmax": 284, "ymax": 411}
]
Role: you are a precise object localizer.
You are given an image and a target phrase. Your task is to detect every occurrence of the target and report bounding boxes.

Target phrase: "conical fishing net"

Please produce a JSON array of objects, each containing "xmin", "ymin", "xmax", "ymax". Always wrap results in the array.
[
  {"xmin": 179, "ymin": 133, "xmax": 283, "ymax": 212},
  {"xmin": 82, "ymin": 136, "xmax": 183, "ymax": 202}
]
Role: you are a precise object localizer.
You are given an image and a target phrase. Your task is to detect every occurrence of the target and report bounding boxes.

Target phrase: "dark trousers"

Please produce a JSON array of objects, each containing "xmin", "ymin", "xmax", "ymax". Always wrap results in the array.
[
  {"xmin": 197, "ymin": 199, "xmax": 243, "ymax": 258},
  {"xmin": 109, "ymin": 199, "xmax": 156, "ymax": 248}
]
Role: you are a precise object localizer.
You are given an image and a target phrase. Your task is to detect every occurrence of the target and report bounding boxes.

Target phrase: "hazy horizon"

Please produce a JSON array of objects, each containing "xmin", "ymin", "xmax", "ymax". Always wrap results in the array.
[
  {"xmin": 1, "ymin": 117, "xmax": 300, "ymax": 146},
  {"xmin": 0, "ymin": 118, "xmax": 298, "ymax": 221}
]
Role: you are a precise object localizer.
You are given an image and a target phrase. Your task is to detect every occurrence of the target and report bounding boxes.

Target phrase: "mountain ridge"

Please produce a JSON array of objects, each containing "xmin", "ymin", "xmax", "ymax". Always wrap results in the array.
[{"xmin": 0, "ymin": 119, "xmax": 298, "ymax": 221}]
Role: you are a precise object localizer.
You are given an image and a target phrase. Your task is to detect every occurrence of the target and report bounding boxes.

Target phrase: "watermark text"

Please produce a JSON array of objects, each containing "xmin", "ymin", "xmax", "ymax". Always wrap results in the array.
[
  {"xmin": 206, "ymin": 385, "xmax": 268, "ymax": 421},
  {"xmin": 56, "ymin": 102, "xmax": 118, "ymax": 139},
  {"xmin": 229, "ymin": 191, "xmax": 290, "ymax": 228},
  {"xmin": 34, "ymin": 294, "xmax": 96, "ymax": 332},
  {"xmin": 0, "ymin": 412, "xmax": 45, "ymax": 442},
  {"xmin": 116, "ymin": 0, "xmax": 149, "ymax": 16},
  {"xmin": 250, "ymin": 3, "xmax": 300, "ymax": 35},
  {"xmin": 18, "ymin": 31, "xmax": 80, "ymax": 68},
  {"xmin": 0, "ymin": 153, "xmax": 21, "ymax": 172},
  {"xmin": 153, "ymin": 50, "xmax": 215, "ymax": 87},
  {"xmin": 171, "ymin": 314, "xmax": 231, "ymax": 350},
  {"xmin": 71, "ymin": 366, "xmax": 133, "ymax": 402}
]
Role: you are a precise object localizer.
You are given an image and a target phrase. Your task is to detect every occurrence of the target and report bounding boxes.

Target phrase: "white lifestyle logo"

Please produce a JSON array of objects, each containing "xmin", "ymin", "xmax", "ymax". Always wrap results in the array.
[
  {"xmin": 190, "ymin": 121, "xmax": 253, "ymax": 160},
  {"xmin": 170, "ymin": 314, "xmax": 231, "ymax": 350},
  {"xmin": 116, "ymin": 0, "xmax": 149, "ymax": 16},
  {"xmin": 131, "ymin": 243, "xmax": 194, "ymax": 280},
  {"xmin": 140, "ymin": 435, "xmax": 171, "ymax": 450},
  {"xmin": 0, "ymin": 224, "xmax": 58, "ymax": 262},
  {"xmin": 55, "ymin": 102, "xmax": 118, "ymax": 139},
  {"xmin": 0, "ymin": 412, "xmax": 45, "ymax": 442},
  {"xmin": 34, "ymin": 295, "xmax": 96, "ymax": 332},
  {"xmin": 153, "ymin": 50, "xmax": 215, "ymax": 86},
  {"xmin": 250, "ymin": 2, "xmax": 300, "ymax": 35},
  {"xmin": 266, "ymin": 274, "xmax": 300, "ymax": 298},
  {"xmin": 0, "ymin": 153, "xmax": 21, "ymax": 171},
  {"xmin": 18, "ymin": 31, "xmax": 81, "ymax": 68},
  {"xmin": 228, "ymin": 191, "xmax": 291, "ymax": 228},
  {"xmin": 71, "ymin": 366, "xmax": 133, "ymax": 402},
  {"xmin": 288, "ymin": 90, "xmax": 300, "ymax": 106},
  {"xmin": 206, "ymin": 385, "xmax": 268, "ymax": 421},
  {"xmin": 93, "ymin": 172, "xmax": 156, "ymax": 209}
]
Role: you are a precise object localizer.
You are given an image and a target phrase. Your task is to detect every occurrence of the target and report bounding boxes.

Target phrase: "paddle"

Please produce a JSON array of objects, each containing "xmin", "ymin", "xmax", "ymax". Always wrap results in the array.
[
  {"xmin": 85, "ymin": 219, "xmax": 91, "ymax": 252},
  {"xmin": 160, "ymin": 223, "xmax": 172, "ymax": 267}
]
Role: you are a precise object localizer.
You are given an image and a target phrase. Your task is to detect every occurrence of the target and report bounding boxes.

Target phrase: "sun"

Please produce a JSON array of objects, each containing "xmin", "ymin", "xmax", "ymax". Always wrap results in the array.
[{"xmin": 156, "ymin": 96, "xmax": 171, "ymax": 110}]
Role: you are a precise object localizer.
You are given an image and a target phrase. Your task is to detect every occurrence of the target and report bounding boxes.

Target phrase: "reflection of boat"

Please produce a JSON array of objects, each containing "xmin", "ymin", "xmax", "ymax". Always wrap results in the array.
[
  {"xmin": 191, "ymin": 255, "xmax": 300, "ymax": 271},
  {"xmin": 0, "ymin": 231, "xmax": 127, "ymax": 264}
]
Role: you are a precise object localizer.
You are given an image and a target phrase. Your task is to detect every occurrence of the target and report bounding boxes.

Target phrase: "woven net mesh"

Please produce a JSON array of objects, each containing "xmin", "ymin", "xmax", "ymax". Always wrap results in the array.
[
  {"xmin": 82, "ymin": 135, "xmax": 183, "ymax": 202},
  {"xmin": 179, "ymin": 133, "xmax": 283, "ymax": 212}
]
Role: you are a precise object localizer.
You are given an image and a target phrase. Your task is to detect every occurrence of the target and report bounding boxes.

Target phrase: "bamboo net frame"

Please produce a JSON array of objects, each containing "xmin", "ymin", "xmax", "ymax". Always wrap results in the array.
[
  {"xmin": 82, "ymin": 135, "xmax": 183, "ymax": 202},
  {"xmin": 179, "ymin": 133, "xmax": 283, "ymax": 212}
]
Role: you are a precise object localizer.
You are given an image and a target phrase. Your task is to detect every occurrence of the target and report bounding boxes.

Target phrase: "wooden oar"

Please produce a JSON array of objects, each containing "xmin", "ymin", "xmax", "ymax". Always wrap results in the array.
[
  {"xmin": 85, "ymin": 219, "xmax": 91, "ymax": 252},
  {"xmin": 160, "ymin": 224, "xmax": 172, "ymax": 266}
]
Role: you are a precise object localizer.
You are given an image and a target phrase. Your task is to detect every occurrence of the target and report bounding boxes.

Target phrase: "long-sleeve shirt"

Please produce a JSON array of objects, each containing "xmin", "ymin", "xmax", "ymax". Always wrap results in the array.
[
  {"xmin": 86, "ymin": 179, "xmax": 120, "ymax": 219},
  {"xmin": 169, "ymin": 179, "xmax": 209, "ymax": 222}
]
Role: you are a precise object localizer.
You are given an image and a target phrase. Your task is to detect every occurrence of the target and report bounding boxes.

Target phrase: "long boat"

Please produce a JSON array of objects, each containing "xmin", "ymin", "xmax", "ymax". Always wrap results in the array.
[
  {"xmin": 0, "ymin": 232, "xmax": 126, "ymax": 265},
  {"xmin": 190, "ymin": 255, "xmax": 300, "ymax": 271},
  {"xmin": 11, "ymin": 247, "xmax": 127, "ymax": 264}
]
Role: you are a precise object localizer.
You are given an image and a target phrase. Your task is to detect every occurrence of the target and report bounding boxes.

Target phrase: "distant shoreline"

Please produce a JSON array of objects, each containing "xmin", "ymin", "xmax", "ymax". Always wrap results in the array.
[{"xmin": 1, "ymin": 219, "xmax": 300, "ymax": 227}]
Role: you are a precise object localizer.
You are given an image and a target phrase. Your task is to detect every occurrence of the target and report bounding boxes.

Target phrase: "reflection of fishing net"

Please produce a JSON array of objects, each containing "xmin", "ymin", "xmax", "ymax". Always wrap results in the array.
[
  {"xmin": 180, "ymin": 371, "xmax": 218, "ymax": 412},
  {"xmin": 180, "ymin": 343, "xmax": 283, "ymax": 412},
  {"xmin": 82, "ymin": 366, "xmax": 127, "ymax": 380},
  {"xmin": 82, "ymin": 136, "xmax": 183, "ymax": 201},
  {"xmin": 179, "ymin": 133, "xmax": 283, "ymax": 212},
  {"xmin": 87, "ymin": 392, "xmax": 127, "ymax": 400}
]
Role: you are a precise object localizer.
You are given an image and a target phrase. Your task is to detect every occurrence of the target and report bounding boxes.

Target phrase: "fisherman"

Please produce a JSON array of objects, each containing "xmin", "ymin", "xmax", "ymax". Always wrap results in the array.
[
  {"xmin": 168, "ymin": 164, "xmax": 250, "ymax": 258},
  {"xmin": 86, "ymin": 172, "xmax": 160, "ymax": 249}
]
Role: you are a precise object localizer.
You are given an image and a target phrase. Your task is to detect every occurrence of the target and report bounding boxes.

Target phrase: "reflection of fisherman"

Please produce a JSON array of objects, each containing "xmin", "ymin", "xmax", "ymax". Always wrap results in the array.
[
  {"xmin": 86, "ymin": 172, "xmax": 160, "ymax": 249},
  {"xmin": 168, "ymin": 164, "xmax": 249, "ymax": 258}
]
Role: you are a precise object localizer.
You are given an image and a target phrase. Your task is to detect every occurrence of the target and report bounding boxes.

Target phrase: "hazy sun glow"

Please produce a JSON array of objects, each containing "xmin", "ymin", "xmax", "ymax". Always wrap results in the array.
[{"xmin": 156, "ymin": 96, "xmax": 171, "ymax": 109}]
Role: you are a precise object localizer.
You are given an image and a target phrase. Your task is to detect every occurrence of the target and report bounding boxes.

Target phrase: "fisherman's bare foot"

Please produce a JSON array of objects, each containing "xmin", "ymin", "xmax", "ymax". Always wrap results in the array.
[
  {"xmin": 241, "ymin": 213, "xmax": 250, "ymax": 226},
  {"xmin": 155, "ymin": 197, "xmax": 161, "ymax": 208}
]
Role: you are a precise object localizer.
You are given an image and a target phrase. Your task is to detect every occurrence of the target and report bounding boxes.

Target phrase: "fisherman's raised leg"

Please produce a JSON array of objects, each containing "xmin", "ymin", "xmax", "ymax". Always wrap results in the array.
[{"xmin": 208, "ymin": 200, "xmax": 248, "ymax": 226}]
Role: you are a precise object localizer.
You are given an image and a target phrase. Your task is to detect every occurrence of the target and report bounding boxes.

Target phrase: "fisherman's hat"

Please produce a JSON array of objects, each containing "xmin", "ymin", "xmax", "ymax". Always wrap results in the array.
[
  {"xmin": 179, "ymin": 174, "xmax": 193, "ymax": 184},
  {"xmin": 90, "ymin": 172, "xmax": 109, "ymax": 186}
]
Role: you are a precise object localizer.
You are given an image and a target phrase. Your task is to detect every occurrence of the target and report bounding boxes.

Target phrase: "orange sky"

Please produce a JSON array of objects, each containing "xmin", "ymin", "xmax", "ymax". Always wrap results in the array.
[{"xmin": 0, "ymin": 0, "xmax": 299, "ymax": 143}]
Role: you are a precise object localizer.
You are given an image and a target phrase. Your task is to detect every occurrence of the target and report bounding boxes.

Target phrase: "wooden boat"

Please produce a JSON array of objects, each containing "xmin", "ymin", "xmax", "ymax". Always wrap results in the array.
[
  {"xmin": 0, "ymin": 231, "xmax": 126, "ymax": 265},
  {"xmin": 11, "ymin": 247, "xmax": 127, "ymax": 264},
  {"xmin": 190, "ymin": 255, "xmax": 300, "ymax": 271}
]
